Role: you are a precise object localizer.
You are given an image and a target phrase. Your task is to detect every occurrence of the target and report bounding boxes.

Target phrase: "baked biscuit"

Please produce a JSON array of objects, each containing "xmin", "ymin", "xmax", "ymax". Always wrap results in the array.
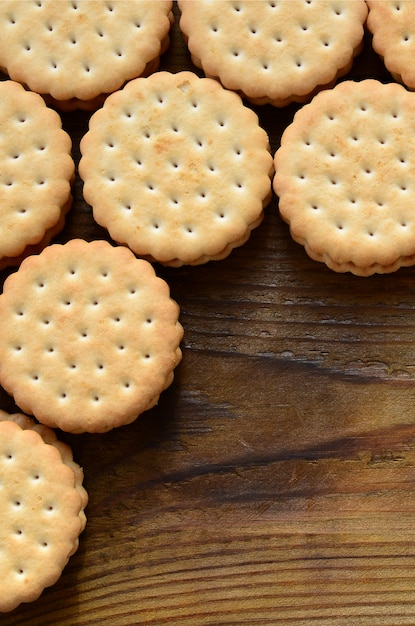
[
  {"xmin": 0, "ymin": 410, "xmax": 87, "ymax": 612},
  {"xmin": 79, "ymin": 71, "xmax": 273, "ymax": 266},
  {"xmin": 367, "ymin": 0, "xmax": 415, "ymax": 90},
  {"xmin": 0, "ymin": 1, "xmax": 173, "ymax": 111},
  {"xmin": 178, "ymin": 0, "xmax": 368, "ymax": 106},
  {"xmin": 273, "ymin": 79, "xmax": 415, "ymax": 276},
  {"xmin": 0, "ymin": 239, "xmax": 183, "ymax": 433},
  {"xmin": 0, "ymin": 80, "xmax": 74, "ymax": 269}
]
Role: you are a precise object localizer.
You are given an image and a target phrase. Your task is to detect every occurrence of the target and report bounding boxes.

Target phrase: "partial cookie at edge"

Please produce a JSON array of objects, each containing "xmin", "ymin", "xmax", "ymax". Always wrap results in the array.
[
  {"xmin": 0, "ymin": 1, "xmax": 173, "ymax": 110},
  {"xmin": 0, "ymin": 80, "xmax": 74, "ymax": 267},
  {"xmin": 178, "ymin": 0, "xmax": 367, "ymax": 107},
  {"xmin": 0, "ymin": 410, "xmax": 87, "ymax": 612},
  {"xmin": 273, "ymin": 79, "xmax": 415, "ymax": 276},
  {"xmin": 0, "ymin": 239, "xmax": 183, "ymax": 433}
]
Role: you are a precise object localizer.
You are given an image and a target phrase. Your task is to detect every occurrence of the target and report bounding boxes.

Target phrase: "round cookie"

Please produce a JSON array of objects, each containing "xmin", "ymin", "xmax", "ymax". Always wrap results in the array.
[
  {"xmin": 0, "ymin": 410, "xmax": 87, "ymax": 612},
  {"xmin": 0, "ymin": 239, "xmax": 183, "ymax": 433},
  {"xmin": 273, "ymin": 79, "xmax": 415, "ymax": 276},
  {"xmin": 367, "ymin": 0, "xmax": 415, "ymax": 90},
  {"xmin": 0, "ymin": 80, "xmax": 74, "ymax": 269},
  {"xmin": 79, "ymin": 71, "xmax": 273, "ymax": 266},
  {"xmin": 178, "ymin": 0, "xmax": 368, "ymax": 107},
  {"xmin": 0, "ymin": 1, "xmax": 173, "ymax": 111}
]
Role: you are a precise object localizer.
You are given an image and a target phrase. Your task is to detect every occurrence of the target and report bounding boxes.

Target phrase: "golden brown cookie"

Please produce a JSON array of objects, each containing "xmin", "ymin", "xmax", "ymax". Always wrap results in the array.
[
  {"xmin": 0, "ymin": 410, "xmax": 87, "ymax": 612},
  {"xmin": 178, "ymin": 0, "xmax": 367, "ymax": 106},
  {"xmin": 0, "ymin": 80, "xmax": 74, "ymax": 269},
  {"xmin": 0, "ymin": 239, "xmax": 183, "ymax": 433},
  {"xmin": 273, "ymin": 79, "xmax": 415, "ymax": 276},
  {"xmin": 0, "ymin": 1, "xmax": 173, "ymax": 111},
  {"xmin": 79, "ymin": 71, "xmax": 273, "ymax": 266},
  {"xmin": 367, "ymin": 0, "xmax": 415, "ymax": 90}
]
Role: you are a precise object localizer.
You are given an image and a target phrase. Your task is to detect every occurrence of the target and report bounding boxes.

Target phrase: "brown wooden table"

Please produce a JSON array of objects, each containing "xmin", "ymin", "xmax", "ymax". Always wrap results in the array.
[{"xmin": 2, "ymin": 5, "xmax": 415, "ymax": 625}]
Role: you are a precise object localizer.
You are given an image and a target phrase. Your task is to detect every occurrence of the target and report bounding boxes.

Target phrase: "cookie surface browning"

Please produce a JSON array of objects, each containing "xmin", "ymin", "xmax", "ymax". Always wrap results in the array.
[
  {"xmin": 0, "ymin": 411, "xmax": 87, "ymax": 612},
  {"xmin": 0, "ymin": 240, "xmax": 183, "ymax": 433},
  {"xmin": 178, "ymin": 0, "xmax": 367, "ymax": 106},
  {"xmin": 273, "ymin": 79, "xmax": 415, "ymax": 275},
  {"xmin": 79, "ymin": 71, "xmax": 273, "ymax": 266}
]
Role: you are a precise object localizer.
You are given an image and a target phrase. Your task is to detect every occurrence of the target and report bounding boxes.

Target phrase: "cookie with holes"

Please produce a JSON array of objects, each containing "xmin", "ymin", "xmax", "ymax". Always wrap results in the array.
[
  {"xmin": 0, "ymin": 239, "xmax": 183, "ymax": 433},
  {"xmin": 0, "ymin": 80, "xmax": 74, "ymax": 270},
  {"xmin": 367, "ymin": 1, "xmax": 415, "ymax": 90},
  {"xmin": 0, "ymin": 1, "xmax": 173, "ymax": 111},
  {"xmin": 178, "ymin": 0, "xmax": 367, "ymax": 107},
  {"xmin": 273, "ymin": 79, "xmax": 415, "ymax": 276},
  {"xmin": 0, "ymin": 409, "xmax": 87, "ymax": 612},
  {"xmin": 79, "ymin": 71, "xmax": 273, "ymax": 266}
]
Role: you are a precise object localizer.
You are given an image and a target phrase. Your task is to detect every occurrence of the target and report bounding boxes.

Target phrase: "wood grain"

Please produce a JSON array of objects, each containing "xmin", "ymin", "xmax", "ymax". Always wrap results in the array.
[{"xmin": 2, "ymin": 4, "xmax": 415, "ymax": 625}]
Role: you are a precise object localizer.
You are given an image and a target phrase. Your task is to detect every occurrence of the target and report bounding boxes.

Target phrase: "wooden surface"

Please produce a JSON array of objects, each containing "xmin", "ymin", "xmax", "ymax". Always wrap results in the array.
[{"xmin": 2, "ymin": 5, "xmax": 415, "ymax": 625}]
